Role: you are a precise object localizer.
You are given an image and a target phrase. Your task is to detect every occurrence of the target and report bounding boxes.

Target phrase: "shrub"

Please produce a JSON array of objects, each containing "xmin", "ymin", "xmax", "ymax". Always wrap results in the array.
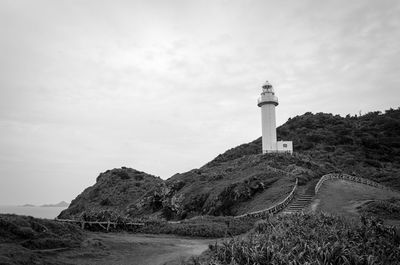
[
  {"xmin": 100, "ymin": 197, "xmax": 113, "ymax": 206},
  {"xmin": 0, "ymin": 214, "xmax": 83, "ymax": 250},
  {"xmin": 116, "ymin": 170, "xmax": 130, "ymax": 179},
  {"xmin": 15, "ymin": 227, "xmax": 36, "ymax": 239},
  {"xmin": 134, "ymin": 174, "xmax": 144, "ymax": 181},
  {"xmin": 358, "ymin": 198, "xmax": 400, "ymax": 219},
  {"xmin": 136, "ymin": 216, "xmax": 256, "ymax": 238},
  {"xmin": 21, "ymin": 238, "xmax": 79, "ymax": 250}
]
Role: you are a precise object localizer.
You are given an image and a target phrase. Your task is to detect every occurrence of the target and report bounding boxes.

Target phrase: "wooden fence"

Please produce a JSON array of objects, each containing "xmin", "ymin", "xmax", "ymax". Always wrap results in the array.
[{"xmin": 55, "ymin": 218, "xmax": 144, "ymax": 231}]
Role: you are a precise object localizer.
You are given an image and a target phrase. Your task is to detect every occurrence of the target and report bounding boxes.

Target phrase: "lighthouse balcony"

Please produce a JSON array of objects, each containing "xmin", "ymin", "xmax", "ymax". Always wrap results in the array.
[{"xmin": 257, "ymin": 94, "xmax": 279, "ymax": 107}]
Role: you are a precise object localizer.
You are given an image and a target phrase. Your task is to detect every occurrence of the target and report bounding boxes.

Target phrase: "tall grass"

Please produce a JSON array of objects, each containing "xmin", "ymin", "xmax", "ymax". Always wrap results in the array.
[{"xmin": 185, "ymin": 213, "xmax": 400, "ymax": 264}]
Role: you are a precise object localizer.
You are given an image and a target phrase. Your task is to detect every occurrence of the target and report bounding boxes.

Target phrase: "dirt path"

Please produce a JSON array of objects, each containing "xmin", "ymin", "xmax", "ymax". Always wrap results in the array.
[{"xmin": 54, "ymin": 232, "xmax": 216, "ymax": 265}]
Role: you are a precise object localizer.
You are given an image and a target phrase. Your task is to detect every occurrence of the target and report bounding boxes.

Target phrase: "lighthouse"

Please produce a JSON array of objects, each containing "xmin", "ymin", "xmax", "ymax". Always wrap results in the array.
[{"xmin": 257, "ymin": 81, "xmax": 293, "ymax": 154}]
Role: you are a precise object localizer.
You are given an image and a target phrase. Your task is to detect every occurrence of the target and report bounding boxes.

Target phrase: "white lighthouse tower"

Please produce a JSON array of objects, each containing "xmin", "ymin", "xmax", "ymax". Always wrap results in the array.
[{"xmin": 257, "ymin": 81, "xmax": 293, "ymax": 154}]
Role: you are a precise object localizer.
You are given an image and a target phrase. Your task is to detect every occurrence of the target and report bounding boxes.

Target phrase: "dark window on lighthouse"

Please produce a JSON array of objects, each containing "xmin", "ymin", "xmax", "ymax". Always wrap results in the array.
[{"xmin": 283, "ymin": 144, "xmax": 287, "ymax": 148}]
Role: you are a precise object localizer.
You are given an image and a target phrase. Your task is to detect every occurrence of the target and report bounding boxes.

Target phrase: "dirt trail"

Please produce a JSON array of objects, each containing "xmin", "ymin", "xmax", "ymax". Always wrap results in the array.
[{"xmin": 54, "ymin": 232, "xmax": 216, "ymax": 265}]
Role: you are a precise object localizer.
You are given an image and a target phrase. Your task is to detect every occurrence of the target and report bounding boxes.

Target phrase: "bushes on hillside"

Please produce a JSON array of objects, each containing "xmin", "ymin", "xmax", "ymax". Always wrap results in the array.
[{"xmin": 136, "ymin": 215, "xmax": 256, "ymax": 238}]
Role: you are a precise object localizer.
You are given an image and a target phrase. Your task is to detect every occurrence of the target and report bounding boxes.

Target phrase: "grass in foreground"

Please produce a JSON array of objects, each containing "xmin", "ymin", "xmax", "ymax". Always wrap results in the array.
[{"xmin": 185, "ymin": 213, "xmax": 400, "ymax": 265}]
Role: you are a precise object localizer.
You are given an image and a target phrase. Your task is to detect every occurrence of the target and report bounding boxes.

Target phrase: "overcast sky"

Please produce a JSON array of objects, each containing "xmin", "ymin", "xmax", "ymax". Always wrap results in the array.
[{"xmin": 0, "ymin": 0, "xmax": 399, "ymax": 205}]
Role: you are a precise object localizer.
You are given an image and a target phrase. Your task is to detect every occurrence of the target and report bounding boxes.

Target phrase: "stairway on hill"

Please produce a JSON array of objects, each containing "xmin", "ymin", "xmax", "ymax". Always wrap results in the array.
[{"xmin": 281, "ymin": 179, "xmax": 318, "ymax": 214}]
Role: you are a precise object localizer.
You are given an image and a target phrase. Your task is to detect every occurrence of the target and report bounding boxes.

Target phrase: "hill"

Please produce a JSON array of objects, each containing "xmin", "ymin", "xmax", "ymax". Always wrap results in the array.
[
  {"xmin": 58, "ymin": 168, "xmax": 164, "ymax": 220},
  {"xmin": 59, "ymin": 107, "xmax": 400, "ymax": 221}
]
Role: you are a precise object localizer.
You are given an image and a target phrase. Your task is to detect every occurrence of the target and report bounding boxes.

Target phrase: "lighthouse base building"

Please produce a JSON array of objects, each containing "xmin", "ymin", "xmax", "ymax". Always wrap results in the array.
[
  {"xmin": 258, "ymin": 81, "xmax": 293, "ymax": 154},
  {"xmin": 275, "ymin": 141, "xmax": 293, "ymax": 154}
]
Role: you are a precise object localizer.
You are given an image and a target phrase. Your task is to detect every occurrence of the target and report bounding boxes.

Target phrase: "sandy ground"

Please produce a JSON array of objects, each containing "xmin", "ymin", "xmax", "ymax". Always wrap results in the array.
[{"xmin": 49, "ymin": 232, "xmax": 216, "ymax": 265}]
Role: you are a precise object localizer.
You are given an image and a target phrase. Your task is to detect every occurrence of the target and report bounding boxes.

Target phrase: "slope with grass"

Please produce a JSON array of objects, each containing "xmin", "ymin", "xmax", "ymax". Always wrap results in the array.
[
  {"xmin": 311, "ymin": 179, "xmax": 400, "ymax": 220},
  {"xmin": 0, "ymin": 214, "xmax": 84, "ymax": 265}
]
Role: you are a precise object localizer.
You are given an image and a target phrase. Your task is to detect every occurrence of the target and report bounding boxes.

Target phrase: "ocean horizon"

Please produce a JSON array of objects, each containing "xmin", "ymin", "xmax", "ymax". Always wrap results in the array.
[{"xmin": 0, "ymin": 205, "xmax": 67, "ymax": 219}]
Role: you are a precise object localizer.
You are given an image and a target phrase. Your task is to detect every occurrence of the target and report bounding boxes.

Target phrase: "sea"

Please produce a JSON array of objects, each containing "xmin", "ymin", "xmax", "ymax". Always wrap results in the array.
[{"xmin": 0, "ymin": 205, "xmax": 67, "ymax": 219}]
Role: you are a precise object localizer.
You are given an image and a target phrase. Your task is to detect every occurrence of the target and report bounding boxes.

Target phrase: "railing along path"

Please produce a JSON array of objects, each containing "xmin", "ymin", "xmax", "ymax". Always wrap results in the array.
[
  {"xmin": 55, "ymin": 218, "xmax": 144, "ymax": 231},
  {"xmin": 314, "ymin": 173, "xmax": 392, "ymax": 194}
]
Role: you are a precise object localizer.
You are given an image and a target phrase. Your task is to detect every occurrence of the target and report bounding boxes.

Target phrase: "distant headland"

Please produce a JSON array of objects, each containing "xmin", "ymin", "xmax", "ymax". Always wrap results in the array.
[{"xmin": 19, "ymin": 201, "xmax": 70, "ymax": 207}]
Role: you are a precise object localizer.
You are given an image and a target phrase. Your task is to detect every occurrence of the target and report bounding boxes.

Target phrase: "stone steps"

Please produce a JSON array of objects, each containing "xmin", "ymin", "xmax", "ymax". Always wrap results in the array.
[
  {"xmin": 282, "ymin": 194, "xmax": 313, "ymax": 214},
  {"xmin": 281, "ymin": 179, "xmax": 318, "ymax": 214}
]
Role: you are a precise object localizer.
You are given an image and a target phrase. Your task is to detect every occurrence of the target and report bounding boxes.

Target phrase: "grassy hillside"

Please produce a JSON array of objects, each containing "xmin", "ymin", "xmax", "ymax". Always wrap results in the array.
[
  {"xmin": 59, "ymin": 107, "xmax": 400, "ymax": 221},
  {"xmin": 59, "ymin": 155, "xmax": 306, "ymax": 221},
  {"xmin": 312, "ymin": 179, "xmax": 400, "ymax": 219}
]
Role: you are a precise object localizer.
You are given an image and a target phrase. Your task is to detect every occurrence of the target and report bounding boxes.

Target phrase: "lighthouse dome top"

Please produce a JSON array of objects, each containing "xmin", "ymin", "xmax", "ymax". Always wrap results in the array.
[
  {"xmin": 261, "ymin": 81, "xmax": 275, "ymax": 94},
  {"xmin": 258, "ymin": 80, "xmax": 278, "ymax": 107}
]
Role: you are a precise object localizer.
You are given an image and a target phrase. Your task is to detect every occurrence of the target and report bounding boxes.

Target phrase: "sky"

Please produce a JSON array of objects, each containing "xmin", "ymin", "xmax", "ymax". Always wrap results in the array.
[{"xmin": 0, "ymin": 0, "xmax": 399, "ymax": 205}]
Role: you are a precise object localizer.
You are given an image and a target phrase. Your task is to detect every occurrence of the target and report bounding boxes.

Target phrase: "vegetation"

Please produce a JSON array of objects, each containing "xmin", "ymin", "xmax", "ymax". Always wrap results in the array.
[
  {"xmin": 279, "ymin": 109, "xmax": 400, "ymax": 190},
  {"xmin": 59, "ymin": 157, "xmax": 298, "ymax": 221},
  {"xmin": 358, "ymin": 198, "xmax": 400, "ymax": 219},
  {"xmin": 136, "ymin": 216, "xmax": 256, "ymax": 238},
  {"xmin": 61, "ymin": 210, "xmax": 256, "ymax": 238},
  {"xmin": 0, "ymin": 214, "xmax": 83, "ymax": 249},
  {"xmin": 185, "ymin": 213, "xmax": 400, "ymax": 265},
  {"xmin": 162, "ymin": 156, "xmax": 297, "ymax": 219},
  {"xmin": 206, "ymin": 108, "xmax": 400, "ymax": 190},
  {"xmin": 0, "ymin": 214, "xmax": 84, "ymax": 265}
]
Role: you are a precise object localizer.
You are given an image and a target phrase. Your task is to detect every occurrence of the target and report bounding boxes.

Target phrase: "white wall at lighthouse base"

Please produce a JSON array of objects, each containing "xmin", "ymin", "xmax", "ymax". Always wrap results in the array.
[
  {"xmin": 277, "ymin": 141, "xmax": 293, "ymax": 154},
  {"xmin": 262, "ymin": 141, "xmax": 293, "ymax": 154}
]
